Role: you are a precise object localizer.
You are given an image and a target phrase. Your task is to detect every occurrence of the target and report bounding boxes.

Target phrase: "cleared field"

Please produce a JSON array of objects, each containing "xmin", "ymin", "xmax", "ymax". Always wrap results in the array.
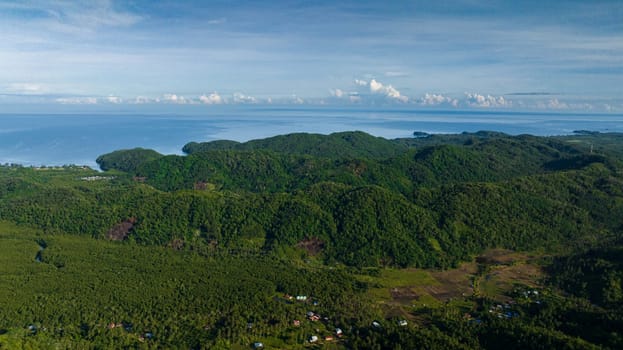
[{"xmin": 360, "ymin": 249, "xmax": 545, "ymax": 320}]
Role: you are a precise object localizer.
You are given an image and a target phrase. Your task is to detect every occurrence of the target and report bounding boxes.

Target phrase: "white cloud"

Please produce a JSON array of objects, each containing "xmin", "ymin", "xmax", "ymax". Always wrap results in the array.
[
  {"xmin": 56, "ymin": 97, "xmax": 98, "ymax": 104},
  {"xmin": 384, "ymin": 84, "xmax": 407, "ymax": 102},
  {"xmin": 232, "ymin": 92, "xmax": 257, "ymax": 104},
  {"xmin": 370, "ymin": 79, "xmax": 408, "ymax": 102},
  {"xmin": 162, "ymin": 93, "xmax": 190, "ymax": 104},
  {"xmin": 355, "ymin": 78, "xmax": 408, "ymax": 102},
  {"xmin": 419, "ymin": 93, "xmax": 459, "ymax": 107},
  {"xmin": 546, "ymin": 98, "xmax": 568, "ymax": 109},
  {"xmin": 465, "ymin": 93, "xmax": 511, "ymax": 108},
  {"xmin": 369, "ymin": 79, "xmax": 384, "ymax": 93},
  {"xmin": 131, "ymin": 96, "xmax": 158, "ymax": 104},
  {"xmin": 535, "ymin": 98, "xmax": 597, "ymax": 111},
  {"xmin": 330, "ymin": 88, "xmax": 345, "ymax": 98},
  {"xmin": 199, "ymin": 92, "xmax": 223, "ymax": 105},
  {"xmin": 105, "ymin": 95, "xmax": 122, "ymax": 104},
  {"xmin": 5, "ymin": 83, "xmax": 45, "ymax": 94}
]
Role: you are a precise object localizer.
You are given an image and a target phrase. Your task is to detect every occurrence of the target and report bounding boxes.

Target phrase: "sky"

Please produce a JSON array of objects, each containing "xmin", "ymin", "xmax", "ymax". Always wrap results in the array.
[{"xmin": 0, "ymin": 0, "xmax": 621, "ymax": 112}]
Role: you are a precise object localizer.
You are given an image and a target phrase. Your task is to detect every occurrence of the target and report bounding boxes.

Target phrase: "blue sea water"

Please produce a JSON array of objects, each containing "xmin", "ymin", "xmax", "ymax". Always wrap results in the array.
[{"xmin": 1, "ymin": 106, "xmax": 622, "ymax": 168}]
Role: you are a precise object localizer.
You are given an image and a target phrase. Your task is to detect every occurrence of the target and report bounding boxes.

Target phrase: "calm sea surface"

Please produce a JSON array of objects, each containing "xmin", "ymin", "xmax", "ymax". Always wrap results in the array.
[{"xmin": 1, "ymin": 107, "xmax": 622, "ymax": 168}]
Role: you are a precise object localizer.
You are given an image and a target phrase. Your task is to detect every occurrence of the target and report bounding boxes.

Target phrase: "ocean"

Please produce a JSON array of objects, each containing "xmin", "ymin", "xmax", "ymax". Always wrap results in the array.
[{"xmin": 1, "ymin": 106, "xmax": 622, "ymax": 168}]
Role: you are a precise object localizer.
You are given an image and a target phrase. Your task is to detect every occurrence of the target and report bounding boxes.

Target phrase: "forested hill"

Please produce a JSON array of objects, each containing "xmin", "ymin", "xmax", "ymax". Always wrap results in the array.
[
  {"xmin": 97, "ymin": 131, "xmax": 613, "ymax": 193},
  {"xmin": 0, "ymin": 131, "xmax": 617, "ymax": 270},
  {"xmin": 182, "ymin": 131, "xmax": 408, "ymax": 158},
  {"xmin": 2, "ymin": 130, "xmax": 623, "ymax": 348}
]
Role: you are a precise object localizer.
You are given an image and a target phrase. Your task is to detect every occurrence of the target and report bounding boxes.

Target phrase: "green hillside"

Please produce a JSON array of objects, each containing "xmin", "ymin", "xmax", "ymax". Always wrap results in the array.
[
  {"xmin": 2, "ymin": 131, "xmax": 623, "ymax": 348},
  {"xmin": 182, "ymin": 131, "xmax": 408, "ymax": 159}
]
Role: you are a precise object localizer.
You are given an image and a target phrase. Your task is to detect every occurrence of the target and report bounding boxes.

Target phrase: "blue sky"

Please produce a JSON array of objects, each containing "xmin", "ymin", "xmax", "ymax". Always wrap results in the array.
[{"xmin": 0, "ymin": 0, "xmax": 621, "ymax": 111}]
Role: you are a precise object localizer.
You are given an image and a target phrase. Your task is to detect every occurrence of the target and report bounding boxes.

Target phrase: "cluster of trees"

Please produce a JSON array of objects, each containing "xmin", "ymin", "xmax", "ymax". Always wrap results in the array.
[
  {"xmin": 0, "ymin": 226, "xmax": 373, "ymax": 348},
  {"xmin": 548, "ymin": 242, "xmax": 623, "ymax": 307}
]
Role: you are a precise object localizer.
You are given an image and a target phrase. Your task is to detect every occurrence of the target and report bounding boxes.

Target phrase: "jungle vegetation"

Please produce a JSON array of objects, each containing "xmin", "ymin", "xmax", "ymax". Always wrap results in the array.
[{"xmin": 1, "ymin": 130, "xmax": 622, "ymax": 348}]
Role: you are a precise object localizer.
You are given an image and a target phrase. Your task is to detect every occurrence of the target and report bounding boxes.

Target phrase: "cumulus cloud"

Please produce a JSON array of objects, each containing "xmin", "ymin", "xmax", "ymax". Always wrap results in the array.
[
  {"xmin": 544, "ymin": 98, "xmax": 568, "ymax": 109},
  {"xmin": 355, "ymin": 78, "xmax": 408, "ymax": 102},
  {"xmin": 105, "ymin": 95, "xmax": 122, "ymax": 104},
  {"xmin": 534, "ymin": 98, "xmax": 597, "ymax": 111},
  {"xmin": 162, "ymin": 93, "xmax": 190, "ymax": 104},
  {"xmin": 465, "ymin": 93, "xmax": 511, "ymax": 108},
  {"xmin": 199, "ymin": 92, "xmax": 223, "ymax": 105},
  {"xmin": 131, "ymin": 96, "xmax": 158, "ymax": 104},
  {"xmin": 419, "ymin": 93, "xmax": 459, "ymax": 107},
  {"xmin": 56, "ymin": 97, "xmax": 98, "ymax": 104},
  {"xmin": 232, "ymin": 92, "xmax": 257, "ymax": 104},
  {"xmin": 369, "ymin": 79, "xmax": 384, "ymax": 93}
]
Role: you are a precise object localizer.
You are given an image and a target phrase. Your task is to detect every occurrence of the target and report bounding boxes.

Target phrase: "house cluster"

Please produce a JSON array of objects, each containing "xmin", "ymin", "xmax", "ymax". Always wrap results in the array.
[
  {"xmin": 283, "ymin": 294, "xmax": 317, "ymax": 303},
  {"xmin": 488, "ymin": 303, "xmax": 519, "ymax": 319},
  {"xmin": 513, "ymin": 287, "xmax": 543, "ymax": 305},
  {"xmin": 306, "ymin": 311, "xmax": 320, "ymax": 322},
  {"xmin": 521, "ymin": 289, "xmax": 541, "ymax": 302},
  {"xmin": 308, "ymin": 327, "xmax": 343, "ymax": 344}
]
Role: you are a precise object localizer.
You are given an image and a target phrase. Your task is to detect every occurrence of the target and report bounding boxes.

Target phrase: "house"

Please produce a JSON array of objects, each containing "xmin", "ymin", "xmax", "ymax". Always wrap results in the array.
[
  {"xmin": 398, "ymin": 320, "xmax": 408, "ymax": 327},
  {"xmin": 372, "ymin": 321, "xmax": 381, "ymax": 328},
  {"xmin": 253, "ymin": 342, "xmax": 264, "ymax": 349},
  {"xmin": 309, "ymin": 335, "xmax": 318, "ymax": 343},
  {"xmin": 296, "ymin": 295, "xmax": 308, "ymax": 301},
  {"xmin": 293, "ymin": 320, "xmax": 301, "ymax": 327},
  {"xmin": 325, "ymin": 336, "xmax": 334, "ymax": 341},
  {"xmin": 335, "ymin": 328, "xmax": 343, "ymax": 336}
]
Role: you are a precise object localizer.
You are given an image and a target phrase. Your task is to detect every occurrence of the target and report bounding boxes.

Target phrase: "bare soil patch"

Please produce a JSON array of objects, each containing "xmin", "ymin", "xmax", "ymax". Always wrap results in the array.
[
  {"xmin": 296, "ymin": 237, "xmax": 325, "ymax": 256},
  {"xmin": 106, "ymin": 217, "xmax": 137, "ymax": 241}
]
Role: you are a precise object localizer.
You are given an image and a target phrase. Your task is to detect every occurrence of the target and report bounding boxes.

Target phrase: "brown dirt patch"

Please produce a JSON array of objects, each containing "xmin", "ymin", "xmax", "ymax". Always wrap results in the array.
[
  {"xmin": 296, "ymin": 237, "xmax": 325, "ymax": 256},
  {"xmin": 390, "ymin": 287, "xmax": 420, "ymax": 303},
  {"xmin": 106, "ymin": 217, "xmax": 137, "ymax": 241},
  {"xmin": 423, "ymin": 262, "xmax": 477, "ymax": 300},
  {"xmin": 476, "ymin": 249, "xmax": 527, "ymax": 265},
  {"xmin": 486, "ymin": 263, "xmax": 543, "ymax": 289}
]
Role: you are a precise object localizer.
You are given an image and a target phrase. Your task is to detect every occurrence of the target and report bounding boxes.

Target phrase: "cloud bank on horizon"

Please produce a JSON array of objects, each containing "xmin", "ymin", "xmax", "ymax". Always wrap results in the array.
[{"xmin": 0, "ymin": 0, "xmax": 621, "ymax": 112}]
